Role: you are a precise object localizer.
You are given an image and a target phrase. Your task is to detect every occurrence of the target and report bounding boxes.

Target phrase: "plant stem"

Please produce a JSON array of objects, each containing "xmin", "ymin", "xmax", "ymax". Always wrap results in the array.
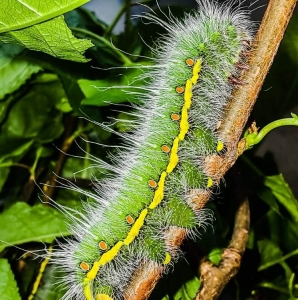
[
  {"xmin": 104, "ymin": 1, "xmax": 129, "ymax": 38},
  {"xmin": 70, "ymin": 27, "xmax": 132, "ymax": 65},
  {"xmin": 0, "ymin": 162, "xmax": 30, "ymax": 170},
  {"xmin": 124, "ymin": 0, "xmax": 132, "ymax": 34},
  {"xmin": 258, "ymin": 282, "xmax": 289, "ymax": 294},
  {"xmin": 104, "ymin": 0, "xmax": 153, "ymax": 37},
  {"xmin": 258, "ymin": 248, "xmax": 298, "ymax": 271},
  {"xmin": 245, "ymin": 116, "xmax": 298, "ymax": 149}
]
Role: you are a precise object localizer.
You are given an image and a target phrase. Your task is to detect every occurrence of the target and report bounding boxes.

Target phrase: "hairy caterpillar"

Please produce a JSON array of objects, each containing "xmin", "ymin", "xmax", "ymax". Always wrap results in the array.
[{"xmin": 50, "ymin": 1, "xmax": 254, "ymax": 299}]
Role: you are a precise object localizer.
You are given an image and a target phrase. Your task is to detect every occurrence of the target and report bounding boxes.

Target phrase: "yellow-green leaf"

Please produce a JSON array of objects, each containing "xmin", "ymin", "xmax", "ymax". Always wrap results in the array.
[{"xmin": 0, "ymin": 202, "xmax": 70, "ymax": 251}]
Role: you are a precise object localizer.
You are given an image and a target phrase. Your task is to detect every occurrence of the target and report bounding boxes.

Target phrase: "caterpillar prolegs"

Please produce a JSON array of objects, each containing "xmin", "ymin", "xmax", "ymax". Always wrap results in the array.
[{"xmin": 53, "ymin": 1, "xmax": 254, "ymax": 299}]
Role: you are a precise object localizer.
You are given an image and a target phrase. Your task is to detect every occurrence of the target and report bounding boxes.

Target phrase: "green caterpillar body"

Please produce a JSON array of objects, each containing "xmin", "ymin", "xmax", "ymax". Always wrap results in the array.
[{"xmin": 54, "ymin": 1, "xmax": 254, "ymax": 299}]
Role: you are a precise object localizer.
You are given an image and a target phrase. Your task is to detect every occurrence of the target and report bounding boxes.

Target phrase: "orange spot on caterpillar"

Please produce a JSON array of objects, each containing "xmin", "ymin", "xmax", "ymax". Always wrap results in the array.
[
  {"xmin": 99, "ymin": 241, "xmax": 107, "ymax": 251},
  {"xmin": 126, "ymin": 215, "xmax": 134, "ymax": 224},
  {"xmin": 171, "ymin": 113, "xmax": 180, "ymax": 121},
  {"xmin": 185, "ymin": 58, "xmax": 194, "ymax": 66},
  {"xmin": 161, "ymin": 145, "xmax": 171, "ymax": 153},
  {"xmin": 148, "ymin": 179, "xmax": 157, "ymax": 188},
  {"xmin": 80, "ymin": 262, "xmax": 90, "ymax": 271},
  {"xmin": 175, "ymin": 86, "xmax": 184, "ymax": 94}
]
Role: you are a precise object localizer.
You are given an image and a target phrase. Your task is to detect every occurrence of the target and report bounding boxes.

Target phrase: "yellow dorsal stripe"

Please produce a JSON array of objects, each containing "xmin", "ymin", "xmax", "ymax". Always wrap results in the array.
[
  {"xmin": 85, "ymin": 208, "xmax": 149, "ymax": 282},
  {"xmin": 83, "ymin": 59, "xmax": 203, "ymax": 300},
  {"xmin": 83, "ymin": 278, "xmax": 93, "ymax": 300},
  {"xmin": 179, "ymin": 106, "xmax": 189, "ymax": 140},
  {"xmin": 166, "ymin": 137, "xmax": 179, "ymax": 173},
  {"xmin": 98, "ymin": 241, "xmax": 123, "ymax": 266},
  {"xmin": 87, "ymin": 241, "xmax": 124, "ymax": 280},
  {"xmin": 191, "ymin": 59, "xmax": 202, "ymax": 84},
  {"xmin": 184, "ymin": 79, "xmax": 193, "ymax": 107},
  {"xmin": 149, "ymin": 171, "xmax": 167, "ymax": 209},
  {"xmin": 96, "ymin": 295, "xmax": 114, "ymax": 300},
  {"xmin": 124, "ymin": 209, "xmax": 148, "ymax": 245}
]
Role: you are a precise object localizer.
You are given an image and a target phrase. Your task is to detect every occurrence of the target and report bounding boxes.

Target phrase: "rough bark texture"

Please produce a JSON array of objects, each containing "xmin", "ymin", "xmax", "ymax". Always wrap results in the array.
[{"xmin": 196, "ymin": 169, "xmax": 250, "ymax": 299}]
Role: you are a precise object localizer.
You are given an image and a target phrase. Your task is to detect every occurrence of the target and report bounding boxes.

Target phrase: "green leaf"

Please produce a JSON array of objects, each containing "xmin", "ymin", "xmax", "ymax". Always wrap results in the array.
[
  {"xmin": 208, "ymin": 248, "xmax": 222, "ymax": 266},
  {"xmin": 281, "ymin": 14, "xmax": 298, "ymax": 66},
  {"xmin": 0, "ymin": 164, "xmax": 10, "ymax": 191},
  {"xmin": 55, "ymin": 97, "xmax": 72, "ymax": 113},
  {"xmin": 0, "ymin": 202, "xmax": 70, "ymax": 251},
  {"xmin": 257, "ymin": 239, "xmax": 283, "ymax": 271},
  {"xmin": 152, "ymin": 260, "xmax": 200, "ymax": 300},
  {"xmin": 33, "ymin": 264, "xmax": 65, "ymax": 300},
  {"xmin": 0, "ymin": 43, "xmax": 41, "ymax": 100},
  {"xmin": 161, "ymin": 266, "xmax": 200, "ymax": 300},
  {"xmin": 0, "ymin": 259, "xmax": 21, "ymax": 300},
  {"xmin": 0, "ymin": 140, "xmax": 33, "ymax": 163},
  {"xmin": 264, "ymin": 174, "xmax": 298, "ymax": 222},
  {"xmin": 258, "ymin": 188, "xmax": 281, "ymax": 216},
  {"xmin": 0, "ymin": 74, "xmax": 65, "ymax": 153},
  {"xmin": 115, "ymin": 112, "xmax": 137, "ymax": 133},
  {"xmin": 0, "ymin": 0, "xmax": 90, "ymax": 33},
  {"xmin": 62, "ymin": 157, "xmax": 93, "ymax": 180},
  {"xmin": 291, "ymin": 112, "xmax": 298, "ymax": 120},
  {"xmin": 18, "ymin": 48, "xmax": 95, "ymax": 111},
  {"xmin": 64, "ymin": 9, "xmax": 134, "ymax": 66},
  {"xmin": 0, "ymin": 16, "xmax": 93, "ymax": 62},
  {"xmin": 79, "ymin": 66, "xmax": 147, "ymax": 106},
  {"xmin": 172, "ymin": 276, "xmax": 200, "ymax": 300},
  {"xmin": 57, "ymin": 189, "xmax": 85, "ymax": 211},
  {"xmin": 71, "ymin": 27, "xmax": 132, "ymax": 66},
  {"xmin": 65, "ymin": 8, "xmax": 108, "ymax": 33}
]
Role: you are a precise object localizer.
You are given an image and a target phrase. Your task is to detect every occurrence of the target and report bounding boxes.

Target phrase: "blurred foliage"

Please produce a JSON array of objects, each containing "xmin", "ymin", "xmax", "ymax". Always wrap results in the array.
[
  {"xmin": 0, "ymin": 258, "xmax": 21, "ymax": 300},
  {"xmin": 0, "ymin": 0, "xmax": 93, "ymax": 62},
  {"xmin": 0, "ymin": 1, "xmax": 297, "ymax": 300}
]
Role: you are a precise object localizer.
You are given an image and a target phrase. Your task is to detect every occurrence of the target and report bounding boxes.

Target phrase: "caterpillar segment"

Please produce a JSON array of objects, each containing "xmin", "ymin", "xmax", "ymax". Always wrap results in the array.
[{"xmin": 52, "ymin": 1, "xmax": 253, "ymax": 299}]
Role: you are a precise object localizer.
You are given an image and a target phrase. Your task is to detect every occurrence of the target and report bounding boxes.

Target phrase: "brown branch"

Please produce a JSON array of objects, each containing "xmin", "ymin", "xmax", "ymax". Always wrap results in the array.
[
  {"xmin": 22, "ymin": 166, "xmax": 45, "ymax": 203},
  {"xmin": 124, "ymin": 0, "xmax": 297, "ymax": 299},
  {"xmin": 219, "ymin": 0, "xmax": 298, "ymax": 152},
  {"xmin": 196, "ymin": 169, "xmax": 250, "ymax": 300},
  {"xmin": 42, "ymin": 115, "xmax": 77, "ymax": 200}
]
